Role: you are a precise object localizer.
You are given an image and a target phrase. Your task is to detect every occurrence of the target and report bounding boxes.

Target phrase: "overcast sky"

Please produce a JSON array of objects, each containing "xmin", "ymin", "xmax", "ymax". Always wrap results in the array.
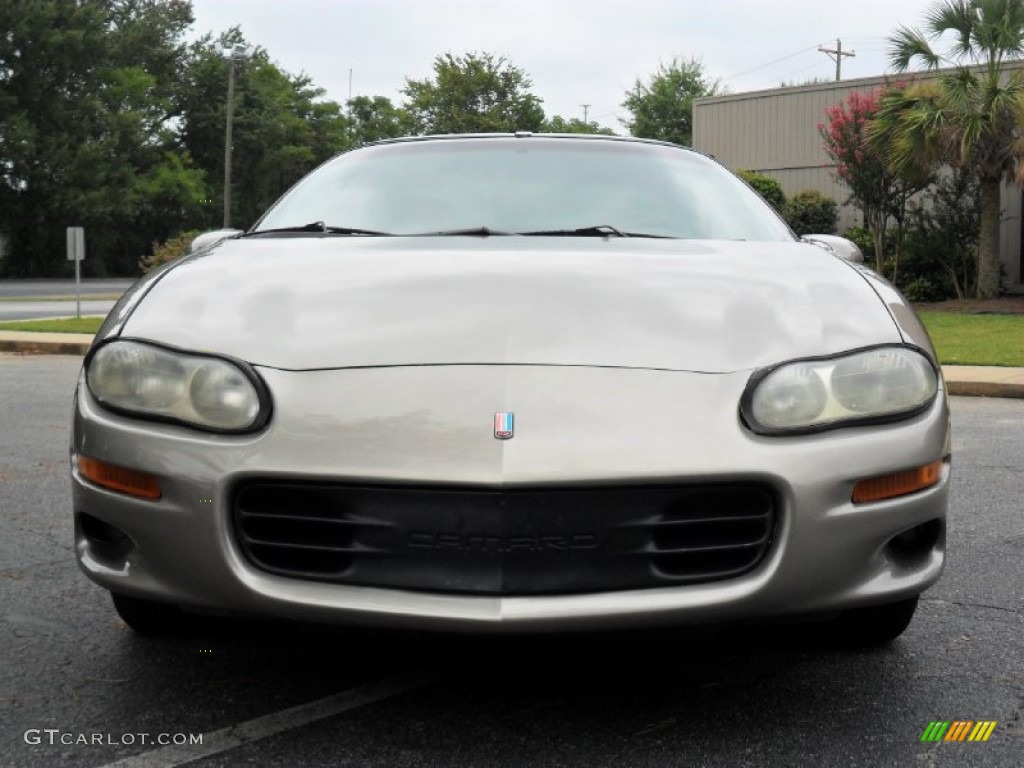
[{"xmin": 188, "ymin": 0, "xmax": 936, "ymax": 131}]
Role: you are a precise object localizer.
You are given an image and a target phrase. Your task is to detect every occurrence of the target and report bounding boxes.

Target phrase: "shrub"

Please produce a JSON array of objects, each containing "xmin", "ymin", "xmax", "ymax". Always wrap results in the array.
[
  {"xmin": 139, "ymin": 230, "xmax": 200, "ymax": 274},
  {"xmin": 898, "ymin": 275, "xmax": 948, "ymax": 303},
  {"xmin": 896, "ymin": 170, "xmax": 979, "ymax": 301},
  {"xmin": 839, "ymin": 173, "xmax": 979, "ymax": 301},
  {"xmin": 844, "ymin": 224, "xmax": 900, "ymax": 267},
  {"xmin": 783, "ymin": 190, "xmax": 838, "ymax": 236},
  {"xmin": 737, "ymin": 169, "xmax": 786, "ymax": 212},
  {"xmin": 897, "ymin": 229, "xmax": 975, "ymax": 301}
]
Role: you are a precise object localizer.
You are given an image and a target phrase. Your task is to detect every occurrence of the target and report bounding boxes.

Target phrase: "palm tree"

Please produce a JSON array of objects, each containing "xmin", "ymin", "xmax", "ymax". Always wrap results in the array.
[{"xmin": 873, "ymin": 0, "xmax": 1024, "ymax": 298}]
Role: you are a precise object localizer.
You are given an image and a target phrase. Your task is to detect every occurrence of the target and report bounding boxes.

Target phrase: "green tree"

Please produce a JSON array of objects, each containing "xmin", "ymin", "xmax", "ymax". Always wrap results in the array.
[
  {"xmin": 542, "ymin": 115, "xmax": 616, "ymax": 135},
  {"xmin": 873, "ymin": 0, "xmax": 1024, "ymax": 298},
  {"xmin": 401, "ymin": 52, "xmax": 545, "ymax": 134},
  {"xmin": 821, "ymin": 89, "xmax": 932, "ymax": 276},
  {"xmin": 347, "ymin": 95, "xmax": 413, "ymax": 145},
  {"xmin": 621, "ymin": 57, "xmax": 720, "ymax": 146},
  {"xmin": 0, "ymin": 4, "xmax": 365, "ymax": 276},
  {"xmin": 903, "ymin": 169, "xmax": 981, "ymax": 299},
  {"xmin": 175, "ymin": 32, "xmax": 353, "ymax": 230},
  {"xmin": 0, "ymin": 0, "xmax": 203, "ymax": 276}
]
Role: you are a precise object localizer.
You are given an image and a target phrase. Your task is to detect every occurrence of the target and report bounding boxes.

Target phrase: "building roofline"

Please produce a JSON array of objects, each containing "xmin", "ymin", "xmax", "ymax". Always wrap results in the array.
[{"xmin": 695, "ymin": 58, "xmax": 1024, "ymax": 105}]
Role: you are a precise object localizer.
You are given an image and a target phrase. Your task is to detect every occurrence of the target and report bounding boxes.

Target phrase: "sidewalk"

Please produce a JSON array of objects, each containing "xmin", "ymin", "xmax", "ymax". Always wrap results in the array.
[{"xmin": 1, "ymin": 331, "xmax": 1022, "ymax": 399}]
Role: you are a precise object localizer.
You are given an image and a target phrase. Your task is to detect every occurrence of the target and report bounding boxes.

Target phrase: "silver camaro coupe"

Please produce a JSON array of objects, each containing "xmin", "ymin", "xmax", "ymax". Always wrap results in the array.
[{"xmin": 71, "ymin": 134, "xmax": 950, "ymax": 644}]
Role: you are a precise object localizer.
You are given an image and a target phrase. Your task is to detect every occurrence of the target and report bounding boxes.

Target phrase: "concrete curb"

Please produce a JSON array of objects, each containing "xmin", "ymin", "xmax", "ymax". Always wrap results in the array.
[
  {"xmin": 0, "ymin": 332, "xmax": 93, "ymax": 356},
  {"xmin": 941, "ymin": 365, "xmax": 1024, "ymax": 399},
  {"xmin": 945, "ymin": 380, "xmax": 1024, "ymax": 398},
  {"xmin": 2, "ymin": 333, "xmax": 1023, "ymax": 399}
]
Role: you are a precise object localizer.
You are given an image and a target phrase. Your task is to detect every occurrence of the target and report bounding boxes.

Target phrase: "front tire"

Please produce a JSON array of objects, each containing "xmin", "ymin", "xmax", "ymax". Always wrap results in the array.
[
  {"xmin": 821, "ymin": 596, "xmax": 920, "ymax": 647},
  {"xmin": 111, "ymin": 593, "xmax": 195, "ymax": 636}
]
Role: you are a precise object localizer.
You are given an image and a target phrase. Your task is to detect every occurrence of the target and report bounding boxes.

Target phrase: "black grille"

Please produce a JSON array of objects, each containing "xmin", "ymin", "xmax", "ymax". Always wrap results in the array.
[{"xmin": 232, "ymin": 482, "xmax": 777, "ymax": 595}]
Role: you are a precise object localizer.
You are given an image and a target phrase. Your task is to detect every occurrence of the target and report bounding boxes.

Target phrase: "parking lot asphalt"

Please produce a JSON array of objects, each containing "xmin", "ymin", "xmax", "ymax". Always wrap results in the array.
[
  {"xmin": 0, "ymin": 279, "xmax": 132, "ymax": 323},
  {"xmin": 0, "ymin": 279, "xmax": 135, "ymax": 299}
]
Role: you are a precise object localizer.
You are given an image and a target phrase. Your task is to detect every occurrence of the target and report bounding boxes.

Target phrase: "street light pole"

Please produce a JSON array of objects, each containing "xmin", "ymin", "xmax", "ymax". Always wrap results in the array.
[{"xmin": 223, "ymin": 46, "xmax": 246, "ymax": 229}]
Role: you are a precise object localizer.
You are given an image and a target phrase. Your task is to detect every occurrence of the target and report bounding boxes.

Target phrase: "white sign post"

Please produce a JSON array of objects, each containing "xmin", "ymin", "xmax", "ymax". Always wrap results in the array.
[{"xmin": 66, "ymin": 227, "xmax": 85, "ymax": 319}]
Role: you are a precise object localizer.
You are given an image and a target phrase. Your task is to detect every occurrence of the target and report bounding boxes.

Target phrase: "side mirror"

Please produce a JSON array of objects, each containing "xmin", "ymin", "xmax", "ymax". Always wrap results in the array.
[
  {"xmin": 189, "ymin": 228, "xmax": 242, "ymax": 253},
  {"xmin": 801, "ymin": 234, "xmax": 864, "ymax": 264}
]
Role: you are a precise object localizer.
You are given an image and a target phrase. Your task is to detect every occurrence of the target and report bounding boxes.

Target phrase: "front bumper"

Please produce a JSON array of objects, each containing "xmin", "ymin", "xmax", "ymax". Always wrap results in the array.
[{"xmin": 71, "ymin": 364, "xmax": 950, "ymax": 632}]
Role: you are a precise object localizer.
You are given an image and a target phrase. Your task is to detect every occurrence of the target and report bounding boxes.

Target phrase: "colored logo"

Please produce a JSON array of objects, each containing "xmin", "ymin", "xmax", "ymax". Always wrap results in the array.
[
  {"xmin": 494, "ymin": 412, "xmax": 514, "ymax": 439},
  {"xmin": 920, "ymin": 721, "xmax": 997, "ymax": 742}
]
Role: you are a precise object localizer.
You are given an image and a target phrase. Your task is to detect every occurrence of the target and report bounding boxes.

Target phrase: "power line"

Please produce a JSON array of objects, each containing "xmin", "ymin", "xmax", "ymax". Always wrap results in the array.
[{"xmin": 723, "ymin": 43, "xmax": 824, "ymax": 81}]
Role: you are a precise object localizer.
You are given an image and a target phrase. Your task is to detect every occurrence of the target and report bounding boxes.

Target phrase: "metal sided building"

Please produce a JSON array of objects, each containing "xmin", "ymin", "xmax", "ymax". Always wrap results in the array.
[{"xmin": 692, "ymin": 72, "xmax": 1024, "ymax": 291}]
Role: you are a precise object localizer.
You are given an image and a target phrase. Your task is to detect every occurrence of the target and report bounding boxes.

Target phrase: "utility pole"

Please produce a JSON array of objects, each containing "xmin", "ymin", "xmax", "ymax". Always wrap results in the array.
[
  {"xmin": 223, "ymin": 45, "xmax": 246, "ymax": 229},
  {"xmin": 581, "ymin": 104, "xmax": 590, "ymax": 123},
  {"xmin": 818, "ymin": 39, "xmax": 855, "ymax": 81},
  {"xmin": 348, "ymin": 68, "xmax": 354, "ymax": 145}
]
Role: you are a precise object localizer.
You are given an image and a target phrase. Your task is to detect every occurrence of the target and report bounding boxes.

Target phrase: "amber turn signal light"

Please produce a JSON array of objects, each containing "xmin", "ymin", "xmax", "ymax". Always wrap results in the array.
[
  {"xmin": 852, "ymin": 460, "xmax": 943, "ymax": 504},
  {"xmin": 78, "ymin": 455, "xmax": 162, "ymax": 501}
]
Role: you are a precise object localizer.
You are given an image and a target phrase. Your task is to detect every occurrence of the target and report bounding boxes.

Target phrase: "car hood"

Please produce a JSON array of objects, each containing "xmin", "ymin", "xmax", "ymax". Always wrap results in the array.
[{"xmin": 119, "ymin": 236, "xmax": 900, "ymax": 372}]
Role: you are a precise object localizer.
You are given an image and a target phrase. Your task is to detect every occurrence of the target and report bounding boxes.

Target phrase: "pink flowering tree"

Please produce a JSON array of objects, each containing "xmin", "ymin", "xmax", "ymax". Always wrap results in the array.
[{"xmin": 820, "ymin": 89, "xmax": 930, "ymax": 276}]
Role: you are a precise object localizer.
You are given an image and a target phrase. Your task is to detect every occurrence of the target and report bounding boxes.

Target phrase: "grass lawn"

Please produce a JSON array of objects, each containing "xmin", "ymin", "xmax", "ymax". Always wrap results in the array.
[
  {"xmin": 918, "ymin": 312, "xmax": 1024, "ymax": 367},
  {"xmin": 0, "ymin": 312, "xmax": 1021, "ymax": 367},
  {"xmin": 0, "ymin": 316, "xmax": 104, "ymax": 334}
]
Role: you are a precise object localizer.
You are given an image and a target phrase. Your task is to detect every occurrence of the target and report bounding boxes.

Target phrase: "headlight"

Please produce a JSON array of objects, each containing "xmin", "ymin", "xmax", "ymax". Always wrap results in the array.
[
  {"xmin": 741, "ymin": 345, "xmax": 938, "ymax": 435},
  {"xmin": 86, "ymin": 340, "xmax": 270, "ymax": 432}
]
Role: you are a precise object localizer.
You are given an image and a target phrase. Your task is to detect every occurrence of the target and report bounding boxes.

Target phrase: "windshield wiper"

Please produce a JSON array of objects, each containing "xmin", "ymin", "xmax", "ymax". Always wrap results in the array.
[
  {"xmin": 518, "ymin": 225, "xmax": 626, "ymax": 237},
  {"xmin": 240, "ymin": 222, "xmax": 391, "ymax": 237},
  {"xmin": 406, "ymin": 226, "xmax": 514, "ymax": 237},
  {"xmin": 519, "ymin": 225, "xmax": 678, "ymax": 238}
]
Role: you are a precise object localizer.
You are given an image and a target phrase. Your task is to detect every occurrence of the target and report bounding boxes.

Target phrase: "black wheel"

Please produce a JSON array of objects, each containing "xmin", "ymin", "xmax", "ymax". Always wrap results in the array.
[
  {"xmin": 111, "ymin": 592, "xmax": 194, "ymax": 636},
  {"xmin": 820, "ymin": 596, "xmax": 920, "ymax": 647}
]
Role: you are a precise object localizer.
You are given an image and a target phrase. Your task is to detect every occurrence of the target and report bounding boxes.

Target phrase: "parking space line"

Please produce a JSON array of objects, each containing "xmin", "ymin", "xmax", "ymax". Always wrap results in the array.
[{"xmin": 94, "ymin": 672, "xmax": 430, "ymax": 768}]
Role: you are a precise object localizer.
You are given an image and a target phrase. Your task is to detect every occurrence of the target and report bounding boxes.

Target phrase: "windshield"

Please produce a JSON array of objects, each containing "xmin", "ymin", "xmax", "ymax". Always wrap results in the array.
[{"xmin": 254, "ymin": 137, "xmax": 795, "ymax": 241}]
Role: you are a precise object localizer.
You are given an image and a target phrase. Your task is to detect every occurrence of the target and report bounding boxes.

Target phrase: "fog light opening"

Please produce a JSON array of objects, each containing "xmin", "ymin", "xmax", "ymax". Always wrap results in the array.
[
  {"xmin": 78, "ymin": 455, "xmax": 162, "ymax": 500},
  {"xmin": 77, "ymin": 512, "xmax": 135, "ymax": 563},
  {"xmin": 885, "ymin": 519, "xmax": 943, "ymax": 562},
  {"xmin": 852, "ymin": 460, "xmax": 943, "ymax": 504}
]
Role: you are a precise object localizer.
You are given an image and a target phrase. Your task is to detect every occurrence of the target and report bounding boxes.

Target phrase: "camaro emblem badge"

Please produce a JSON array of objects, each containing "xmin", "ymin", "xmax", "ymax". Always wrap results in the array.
[{"xmin": 494, "ymin": 412, "xmax": 514, "ymax": 440}]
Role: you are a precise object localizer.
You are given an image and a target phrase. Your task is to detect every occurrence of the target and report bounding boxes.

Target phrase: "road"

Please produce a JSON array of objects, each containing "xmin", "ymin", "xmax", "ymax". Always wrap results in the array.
[
  {"xmin": 1, "ymin": 354, "xmax": 1021, "ymax": 767},
  {"xmin": 0, "ymin": 279, "xmax": 134, "ymax": 322}
]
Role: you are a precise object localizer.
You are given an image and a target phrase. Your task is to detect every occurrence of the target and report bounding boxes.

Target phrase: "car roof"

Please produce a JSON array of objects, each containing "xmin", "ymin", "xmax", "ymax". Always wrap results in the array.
[{"xmin": 364, "ymin": 132, "xmax": 712, "ymax": 159}]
